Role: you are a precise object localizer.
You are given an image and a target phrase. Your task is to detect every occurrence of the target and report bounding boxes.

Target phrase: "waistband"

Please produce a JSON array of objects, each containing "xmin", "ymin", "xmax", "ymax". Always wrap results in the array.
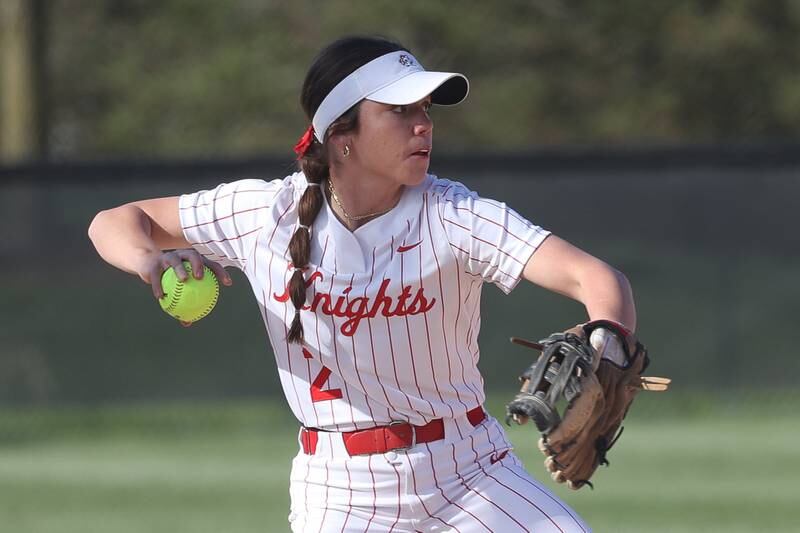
[{"xmin": 300, "ymin": 406, "xmax": 486, "ymax": 457}]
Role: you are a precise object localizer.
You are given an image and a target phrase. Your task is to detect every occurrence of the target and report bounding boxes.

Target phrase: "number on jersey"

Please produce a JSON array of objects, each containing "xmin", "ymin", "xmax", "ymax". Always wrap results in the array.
[{"xmin": 303, "ymin": 348, "xmax": 343, "ymax": 402}]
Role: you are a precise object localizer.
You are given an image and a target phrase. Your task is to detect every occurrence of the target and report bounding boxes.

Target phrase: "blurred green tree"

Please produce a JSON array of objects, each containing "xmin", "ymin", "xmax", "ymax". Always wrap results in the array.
[{"xmin": 42, "ymin": 0, "xmax": 800, "ymax": 158}]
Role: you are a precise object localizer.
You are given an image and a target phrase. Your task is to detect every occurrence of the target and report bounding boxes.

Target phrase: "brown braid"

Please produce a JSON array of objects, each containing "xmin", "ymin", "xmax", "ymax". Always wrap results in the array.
[
  {"xmin": 286, "ymin": 140, "xmax": 325, "ymax": 343},
  {"xmin": 286, "ymin": 109, "xmax": 363, "ymax": 343},
  {"xmin": 285, "ymin": 36, "xmax": 407, "ymax": 344}
]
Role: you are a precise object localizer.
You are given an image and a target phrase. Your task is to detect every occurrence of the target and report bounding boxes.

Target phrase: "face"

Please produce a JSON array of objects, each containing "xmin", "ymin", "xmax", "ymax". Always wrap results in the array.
[{"xmin": 338, "ymin": 96, "xmax": 433, "ymax": 187}]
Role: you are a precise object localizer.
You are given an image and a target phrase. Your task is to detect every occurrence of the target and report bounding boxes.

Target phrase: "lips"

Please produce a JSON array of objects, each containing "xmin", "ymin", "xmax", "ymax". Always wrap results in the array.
[{"xmin": 410, "ymin": 148, "xmax": 431, "ymax": 158}]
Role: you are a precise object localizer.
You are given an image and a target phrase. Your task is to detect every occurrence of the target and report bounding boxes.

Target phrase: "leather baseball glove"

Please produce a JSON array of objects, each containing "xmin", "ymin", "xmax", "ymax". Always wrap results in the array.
[{"xmin": 505, "ymin": 320, "xmax": 670, "ymax": 489}]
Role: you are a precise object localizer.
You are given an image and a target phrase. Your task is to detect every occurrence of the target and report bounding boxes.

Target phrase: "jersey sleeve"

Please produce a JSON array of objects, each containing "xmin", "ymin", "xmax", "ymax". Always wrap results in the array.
[
  {"xmin": 178, "ymin": 178, "xmax": 283, "ymax": 270},
  {"xmin": 435, "ymin": 180, "xmax": 551, "ymax": 294}
]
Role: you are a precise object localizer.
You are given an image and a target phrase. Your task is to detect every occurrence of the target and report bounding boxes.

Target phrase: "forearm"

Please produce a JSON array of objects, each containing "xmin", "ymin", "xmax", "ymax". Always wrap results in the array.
[
  {"xmin": 576, "ymin": 262, "xmax": 637, "ymax": 332},
  {"xmin": 88, "ymin": 205, "xmax": 161, "ymax": 277},
  {"xmin": 522, "ymin": 236, "xmax": 637, "ymax": 332}
]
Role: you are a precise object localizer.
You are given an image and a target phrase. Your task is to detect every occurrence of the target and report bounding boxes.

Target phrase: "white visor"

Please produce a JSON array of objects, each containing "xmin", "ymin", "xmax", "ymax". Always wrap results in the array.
[{"xmin": 312, "ymin": 51, "xmax": 469, "ymax": 142}]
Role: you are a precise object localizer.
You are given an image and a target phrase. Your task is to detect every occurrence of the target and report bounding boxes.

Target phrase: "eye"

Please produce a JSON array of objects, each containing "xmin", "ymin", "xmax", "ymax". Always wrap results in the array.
[
  {"xmin": 423, "ymin": 101, "xmax": 432, "ymax": 112},
  {"xmin": 392, "ymin": 105, "xmax": 407, "ymax": 114}
]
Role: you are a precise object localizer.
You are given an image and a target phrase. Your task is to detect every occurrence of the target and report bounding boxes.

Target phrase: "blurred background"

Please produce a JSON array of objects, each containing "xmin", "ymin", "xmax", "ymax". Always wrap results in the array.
[{"xmin": 1, "ymin": 1, "xmax": 798, "ymax": 532}]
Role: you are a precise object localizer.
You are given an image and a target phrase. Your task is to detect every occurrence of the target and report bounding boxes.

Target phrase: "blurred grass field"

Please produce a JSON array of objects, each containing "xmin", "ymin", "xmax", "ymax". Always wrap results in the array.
[{"xmin": 1, "ymin": 393, "xmax": 797, "ymax": 533}]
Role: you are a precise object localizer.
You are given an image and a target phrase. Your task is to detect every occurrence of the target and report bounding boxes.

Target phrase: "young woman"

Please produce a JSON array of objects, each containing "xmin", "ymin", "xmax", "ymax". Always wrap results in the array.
[{"xmin": 89, "ymin": 35, "xmax": 636, "ymax": 532}]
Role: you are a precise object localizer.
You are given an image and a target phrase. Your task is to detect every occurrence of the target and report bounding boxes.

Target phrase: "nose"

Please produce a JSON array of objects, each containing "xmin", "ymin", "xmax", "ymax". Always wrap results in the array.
[{"xmin": 413, "ymin": 109, "xmax": 433, "ymax": 136}]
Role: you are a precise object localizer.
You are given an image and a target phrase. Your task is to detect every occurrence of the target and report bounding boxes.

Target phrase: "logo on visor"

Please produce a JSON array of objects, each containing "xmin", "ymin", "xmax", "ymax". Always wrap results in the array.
[{"xmin": 398, "ymin": 54, "xmax": 414, "ymax": 67}]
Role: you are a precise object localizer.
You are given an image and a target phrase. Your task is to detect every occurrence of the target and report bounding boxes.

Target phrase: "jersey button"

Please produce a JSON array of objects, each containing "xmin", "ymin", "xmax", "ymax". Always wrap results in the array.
[{"xmin": 385, "ymin": 451, "xmax": 399, "ymax": 462}]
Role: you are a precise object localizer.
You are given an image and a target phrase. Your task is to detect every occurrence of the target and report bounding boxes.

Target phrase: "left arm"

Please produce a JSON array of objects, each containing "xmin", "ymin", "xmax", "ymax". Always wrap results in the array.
[{"xmin": 522, "ymin": 235, "xmax": 636, "ymax": 332}]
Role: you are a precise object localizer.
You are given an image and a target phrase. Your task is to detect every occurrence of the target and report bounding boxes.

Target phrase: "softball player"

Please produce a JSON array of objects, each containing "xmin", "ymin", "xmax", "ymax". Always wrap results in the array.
[{"xmin": 89, "ymin": 35, "xmax": 637, "ymax": 532}]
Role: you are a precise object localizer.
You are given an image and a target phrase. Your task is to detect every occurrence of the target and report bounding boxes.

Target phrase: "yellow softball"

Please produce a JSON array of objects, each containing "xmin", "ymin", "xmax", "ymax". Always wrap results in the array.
[{"xmin": 159, "ymin": 262, "xmax": 219, "ymax": 323}]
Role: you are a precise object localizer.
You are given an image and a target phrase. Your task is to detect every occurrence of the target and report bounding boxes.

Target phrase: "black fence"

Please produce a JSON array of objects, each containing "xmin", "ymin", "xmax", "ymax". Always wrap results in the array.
[{"xmin": 2, "ymin": 144, "xmax": 799, "ymax": 405}]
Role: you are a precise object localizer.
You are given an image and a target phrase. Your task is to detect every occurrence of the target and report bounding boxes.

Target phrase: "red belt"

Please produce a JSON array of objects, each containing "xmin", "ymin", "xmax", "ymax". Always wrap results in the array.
[{"xmin": 301, "ymin": 406, "xmax": 486, "ymax": 456}]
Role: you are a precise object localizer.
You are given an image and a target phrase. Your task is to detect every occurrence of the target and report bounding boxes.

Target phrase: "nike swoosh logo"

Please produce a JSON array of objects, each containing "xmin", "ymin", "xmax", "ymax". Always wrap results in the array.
[
  {"xmin": 397, "ymin": 241, "xmax": 422, "ymax": 253},
  {"xmin": 490, "ymin": 450, "xmax": 509, "ymax": 465}
]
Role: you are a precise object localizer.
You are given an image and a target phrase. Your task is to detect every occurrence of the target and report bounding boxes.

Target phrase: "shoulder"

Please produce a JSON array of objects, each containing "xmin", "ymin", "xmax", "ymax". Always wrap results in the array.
[
  {"xmin": 233, "ymin": 172, "xmax": 309, "ymax": 203},
  {"xmin": 421, "ymin": 175, "xmax": 481, "ymax": 211},
  {"xmin": 422, "ymin": 175, "xmax": 478, "ymax": 203},
  {"xmin": 199, "ymin": 172, "xmax": 313, "ymax": 208}
]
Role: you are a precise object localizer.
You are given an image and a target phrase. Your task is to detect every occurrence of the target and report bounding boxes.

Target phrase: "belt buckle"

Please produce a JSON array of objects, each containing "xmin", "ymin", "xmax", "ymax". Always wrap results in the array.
[{"xmin": 388, "ymin": 420, "xmax": 416, "ymax": 452}]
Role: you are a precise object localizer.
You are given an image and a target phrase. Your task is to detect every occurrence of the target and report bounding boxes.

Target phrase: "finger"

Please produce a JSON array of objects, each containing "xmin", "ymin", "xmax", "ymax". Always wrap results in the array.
[
  {"xmin": 182, "ymin": 252, "xmax": 205, "ymax": 280},
  {"xmin": 538, "ymin": 438, "xmax": 549, "ymax": 455},
  {"xmin": 204, "ymin": 260, "xmax": 232, "ymax": 286},
  {"xmin": 180, "ymin": 320, "xmax": 193, "ymax": 328},
  {"xmin": 165, "ymin": 256, "xmax": 189, "ymax": 282},
  {"xmin": 512, "ymin": 414, "xmax": 528, "ymax": 425},
  {"xmin": 150, "ymin": 264, "xmax": 165, "ymax": 299}
]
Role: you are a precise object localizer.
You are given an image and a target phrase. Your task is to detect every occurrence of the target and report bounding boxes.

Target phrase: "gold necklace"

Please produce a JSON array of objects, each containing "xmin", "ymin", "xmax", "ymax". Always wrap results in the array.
[{"xmin": 327, "ymin": 178, "xmax": 393, "ymax": 222}]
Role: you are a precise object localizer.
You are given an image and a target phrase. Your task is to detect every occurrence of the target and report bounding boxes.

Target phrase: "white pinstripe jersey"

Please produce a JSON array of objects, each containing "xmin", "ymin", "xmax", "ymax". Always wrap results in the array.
[{"xmin": 179, "ymin": 173, "xmax": 550, "ymax": 431}]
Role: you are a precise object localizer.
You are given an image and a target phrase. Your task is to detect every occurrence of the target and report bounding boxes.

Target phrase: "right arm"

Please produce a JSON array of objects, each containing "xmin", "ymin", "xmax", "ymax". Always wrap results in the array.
[{"xmin": 87, "ymin": 197, "xmax": 231, "ymax": 298}]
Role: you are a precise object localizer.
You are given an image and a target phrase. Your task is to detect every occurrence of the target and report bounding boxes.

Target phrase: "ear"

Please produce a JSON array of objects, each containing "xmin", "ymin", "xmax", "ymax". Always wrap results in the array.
[
  {"xmin": 327, "ymin": 133, "xmax": 347, "ymax": 153},
  {"xmin": 327, "ymin": 133, "xmax": 353, "ymax": 162}
]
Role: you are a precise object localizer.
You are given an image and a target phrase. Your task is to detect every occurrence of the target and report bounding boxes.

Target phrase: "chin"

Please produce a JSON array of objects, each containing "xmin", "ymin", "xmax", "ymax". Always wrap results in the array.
[{"xmin": 402, "ymin": 165, "xmax": 429, "ymax": 186}]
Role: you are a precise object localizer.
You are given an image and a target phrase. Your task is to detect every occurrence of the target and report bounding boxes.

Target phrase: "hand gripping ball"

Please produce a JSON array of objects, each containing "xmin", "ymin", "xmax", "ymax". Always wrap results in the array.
[{"xmin": 159, "ymin": 262, "xmax": 219, "ymax": 323}]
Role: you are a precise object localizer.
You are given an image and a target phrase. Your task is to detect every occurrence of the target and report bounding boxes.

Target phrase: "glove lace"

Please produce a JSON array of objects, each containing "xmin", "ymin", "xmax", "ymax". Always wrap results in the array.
[{"xmin": 595, "ymin": 426, "xmax": 625, "ymax": 467}]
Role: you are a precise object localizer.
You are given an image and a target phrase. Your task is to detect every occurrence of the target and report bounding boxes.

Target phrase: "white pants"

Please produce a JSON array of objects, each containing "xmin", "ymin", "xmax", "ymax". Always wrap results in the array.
[{"xmin": 288, "ymin": 414, "xmax": 590, "ymax": 532}]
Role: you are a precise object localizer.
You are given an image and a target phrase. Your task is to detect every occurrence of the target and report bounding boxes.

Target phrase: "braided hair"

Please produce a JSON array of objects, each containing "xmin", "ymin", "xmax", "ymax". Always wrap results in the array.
[{"xmin": 287, "ymin": 36, "xmax": 407, "ymax": 343}]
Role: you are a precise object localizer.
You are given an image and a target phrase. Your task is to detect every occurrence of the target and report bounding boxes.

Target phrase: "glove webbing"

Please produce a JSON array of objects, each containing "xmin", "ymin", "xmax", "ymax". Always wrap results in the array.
[{"xmin": 522, "ymin": 333, "xmax": 595, "ymax": 434}]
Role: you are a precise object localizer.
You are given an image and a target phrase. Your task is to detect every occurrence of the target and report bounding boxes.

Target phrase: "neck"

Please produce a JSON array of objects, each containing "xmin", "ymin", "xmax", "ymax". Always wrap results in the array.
[{"xmin": 326, "ymin": 169, "xmax": 404, "ymax": 230}]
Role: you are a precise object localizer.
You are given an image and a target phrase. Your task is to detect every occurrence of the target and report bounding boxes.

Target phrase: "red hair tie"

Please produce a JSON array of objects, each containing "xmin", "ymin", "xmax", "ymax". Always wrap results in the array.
[{"xmin": 293, "ymin": 125, "xmax": 315, "ymax": 159}]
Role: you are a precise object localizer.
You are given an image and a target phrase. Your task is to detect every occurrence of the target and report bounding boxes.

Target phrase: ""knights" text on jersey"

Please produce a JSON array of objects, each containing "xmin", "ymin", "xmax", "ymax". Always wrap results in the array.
[{"xmin": 273, "ymin": 272, "xmax": 436, "ymax": 336}]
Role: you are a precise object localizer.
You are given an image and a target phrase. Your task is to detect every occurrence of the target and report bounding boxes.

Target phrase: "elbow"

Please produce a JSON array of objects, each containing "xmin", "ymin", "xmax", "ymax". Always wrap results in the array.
[
  {"xmin": 610, "ymin": 265, "xmax": 632, "ymax": 294},
  {"xmin": 87, "ymin": 209, "xmax": 108, "ymax": 244},
  {"xmin": 580, "ymin": 259, "xmax": 630, "ymax": 293}
]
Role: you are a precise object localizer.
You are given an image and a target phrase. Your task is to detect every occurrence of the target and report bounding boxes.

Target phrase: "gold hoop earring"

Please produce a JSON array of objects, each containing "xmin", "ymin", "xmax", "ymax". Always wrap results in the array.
[{"xmin": 343, "ymin": 145, "xmax": 350, "ymax": 157}]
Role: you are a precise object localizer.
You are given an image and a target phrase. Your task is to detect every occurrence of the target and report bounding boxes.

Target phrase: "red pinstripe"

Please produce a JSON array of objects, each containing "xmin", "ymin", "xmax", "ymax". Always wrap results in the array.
[
  {"xmin": 442, "ymin": 216, "xmax": 527, "ymax": 267},
  {"xmin": 365, "ymin": 454, "xmax": 378, "ymax": 532},
  {"xmin": 436, "ymin": 197, "xmax": 482, "ymax": 405},
  {"xmin": 320, "ymin": 457, "xmax": 331, "ymax": 530},
  {"xmin": 467, "ymin": 434, "xmax": 559, "ymax": 533},
  {"xmin": 199, "ymin": 250, "xmax": 249, "ymax": 266},
  {"xmin": 283, "ymin": 276, "xmax": 309, "ymax": 423},
  {"xmin": 477, "ymin": 195, "xmax": 535, "ymax": 228},
  {"xmin": 443, "ymin": 191, "xmax": 540, "ymax": 239},
  {"xmin": 347, "ymin": 271, "xmax": 376, "ymax": 427},
  {"xmin": 479, "ymin": 424, "xmax": 585, "ymax": 532},
  {"xmin": 417, "ymin": 211, "xmax": 456, "ymax": 421},
  {"xmin": 366, "ymin": 247, "xmax": 395, "ymax": 418},
  {"xmin": 502, "ymin": 465, "xmax": 587, "ymax": 533},
  {"xmin": 450, "ymin": 443, "xmax": 530, "ymax": 532},
  {"xmin": 385, "ymin": 235, "xmax": 414, "ymax": 412},
  {"xmin": 302, "ymin": 456, "xmax": 312, "ymax": 526},
  {"xmin": 306, "ymin": 236, "xmax": 331, "ymax": 428},
  {"xmin": 451, "ymin": 204, "xmax": 535, "ymax": 249},
  {"xmin": 325, "ymin": 254, "xmax": 345, "ymax": 427},
  {"xmin": 388, "ymin": 460, "xmax": 403, "ymax": 532},
  {"xmin": 425, "ymin": 443, "xmax": 492, "ymax": 532},
  {"xmin": 465, "ymin": 281, "xmax": 481, "ymax": 348},
  {"xmin": 258, "ymin": 199, "xmax": 308, "ymax": 425},
  {"xmin": 408, "ymin": 458, "xmax": 462, "ymax": 533},
  {"xmin": 340, "ymin": 459, "xmax": 353, "ymax": 533},
  {"xmin": 445, "ymin": 240, "xmax": 515, "ymax": 292},
  {"xmin": 431, "ymin": 183, "xmax": 455, "ymax": 197},
  {"xmin": 473, "ymin": 349, "xmax": 485, "ymax": 390},
  {"xmin": 451, "ymin": 246, "xmax": 483, "ymax": 404},
  {"xmin": 423, "ymin": 194, "xmax": 467, "ymax": 438},
  {"xmin": 180, "ymin": 187, "xmax": 280, "ymax": 210},
  {"xmin": 182, "ymin": 204, "xmax": 271, "ymax": 230},
  {"xmin": 190, "ymin": 225, "xmax": 262, "ymax": 247},
  {"xmin": 433, "ymin": 183, "xmax": 539, "ymax": 238},
  {"xmin": 400, "ymin": 220, "xmax": 435, "ymax": 416}
]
